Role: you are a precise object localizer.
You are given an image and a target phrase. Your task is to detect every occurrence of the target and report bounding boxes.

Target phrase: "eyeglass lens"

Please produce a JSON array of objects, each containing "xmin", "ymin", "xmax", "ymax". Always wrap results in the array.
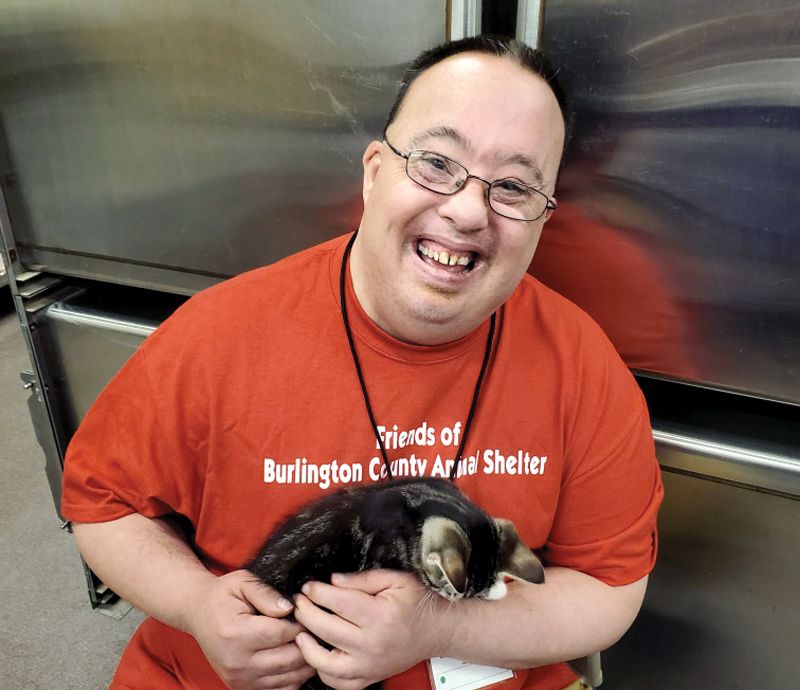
[{"xmin": 406, "ymin": 150, "xmax": 548, "ymax": 221}]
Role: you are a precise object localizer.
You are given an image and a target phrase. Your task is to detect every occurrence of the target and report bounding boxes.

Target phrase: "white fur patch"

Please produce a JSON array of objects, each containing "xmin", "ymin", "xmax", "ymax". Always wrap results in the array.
[{"xmin": 483, "ymin": 577, "xmax": 508, "ymax": 601}]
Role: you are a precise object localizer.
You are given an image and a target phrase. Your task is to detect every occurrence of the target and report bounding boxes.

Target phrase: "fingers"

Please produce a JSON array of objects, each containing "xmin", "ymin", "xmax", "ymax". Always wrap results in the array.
[
  {"xmin": 295, "ymin": 632, "xmax": 349, "ymax": 679},
  {"xmin": 295, "ymin": 633, "xmax": 373, "ymax": 690},
  {"xmin": 190, "ymin": 570, "xmax": 317, "ymax": 690},
  {"xmin": 293, "ymin": 574, "xmax": 434, "ymax": 689},
  {"xmin": 250, "ymin": 642, "xmax": 316, "ymax": 689},
  {"xmin": 239, "ymin": 574, "xmax": 296, "ymax": 618},
  {"xmin": 298, "ymin": 578, "xmax": 394, "ymax": 628},
  {"xmin": 253, "ymin": 667, "xmax": 314, "ymax": 690},
  {"xmin": 294, "ymin": 573, "xmax": 423, "ymax": 640},
  {"xmin": 239, "ymin": 612, "xmax": 306, "ymax": 650},
  {"xmin": 293, "ymin": 590, "xmax": 360, "ymax": 647},
  {"xmin": 206, "ymin": 633, "xmax": 312, "ymax": 688},
  {"xmin": 237, "ymin": 573, "xmax": 306, "ymax": 647},
  {"xmin": 329, "ymin": 569, "xmax": 420, "ymax": 595}
]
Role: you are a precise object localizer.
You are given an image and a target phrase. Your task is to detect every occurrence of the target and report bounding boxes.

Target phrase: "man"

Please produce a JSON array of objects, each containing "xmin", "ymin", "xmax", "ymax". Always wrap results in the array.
[{"xmin": 62, "ymin": 37, "xmax": 662, "ymax": 690}]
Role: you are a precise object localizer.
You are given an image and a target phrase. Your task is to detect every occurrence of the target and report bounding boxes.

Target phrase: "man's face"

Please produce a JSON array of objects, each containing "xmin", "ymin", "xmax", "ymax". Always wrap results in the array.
[{"xmin": 349, "ymin": 53, "xmax": 565, "ymax": 345}]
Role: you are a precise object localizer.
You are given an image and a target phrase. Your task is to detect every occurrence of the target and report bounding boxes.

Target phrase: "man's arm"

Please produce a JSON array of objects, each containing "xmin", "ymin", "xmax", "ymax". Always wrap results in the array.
[
  {"xmin": 292, "ymin": 568, "xmax": 647, "ymax": 689},
  {"xmin": 441, "ymin": 567, "xmax": 646, "ymax": 668},
  {"xmin": 72, "ymin": 514, "xmax": 315, "ymax": 690},
  {"xmin": 73, "ymin": 514, "xmax": 216, "ymax": 632}
]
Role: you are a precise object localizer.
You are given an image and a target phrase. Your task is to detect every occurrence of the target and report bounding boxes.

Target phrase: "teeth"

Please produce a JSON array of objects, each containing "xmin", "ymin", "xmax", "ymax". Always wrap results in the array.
[{"xmin": 418, "ymin": 242, "xmax": 473, "ymax": 268}]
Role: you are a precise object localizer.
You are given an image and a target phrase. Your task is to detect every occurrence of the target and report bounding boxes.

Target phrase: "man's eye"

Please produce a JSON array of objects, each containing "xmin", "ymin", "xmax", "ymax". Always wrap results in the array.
[
  {"xmin": 412, "ymin": 152, "xmax": 458, "ymax": 186},
  {"xmin": 497, "ymin": 180, "xmax": 527, "ymax": 194},
  {"xmin": 420, "ymin": 154, "xmax": 451, "ymax": 173},
  {"xmin": 493, "ymin": 180, "xmax": 532, "ymax": 201}
]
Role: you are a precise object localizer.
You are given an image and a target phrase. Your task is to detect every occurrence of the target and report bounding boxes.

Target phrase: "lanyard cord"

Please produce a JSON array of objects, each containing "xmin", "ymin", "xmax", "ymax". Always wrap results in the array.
[{"xmin": 339, "ymin": 232, "xmax": 495, "ymax": 481}]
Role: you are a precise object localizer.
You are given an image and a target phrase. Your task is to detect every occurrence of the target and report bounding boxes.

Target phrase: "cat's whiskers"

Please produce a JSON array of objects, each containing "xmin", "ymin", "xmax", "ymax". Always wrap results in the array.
[
  {"xmin": 446, "ymin": 593, "xmax": 459, "ymax": 613},
  {"xmin": 414, "ymin": 588, "xmax": 438, "ymax": 623},
  {"xmin": 415, "ymin": 588, "xmax": 431, "ymax": 619},
  {"xmin": 248, "ymin": 475, "xmax": 546, "ymax": 688}
]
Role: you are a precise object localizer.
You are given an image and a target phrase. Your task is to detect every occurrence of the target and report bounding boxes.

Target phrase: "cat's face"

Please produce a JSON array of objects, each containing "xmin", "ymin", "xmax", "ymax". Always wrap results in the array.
[{"xmin": 417, "ymin": 515, "xmax": 544, "ymax": 601}]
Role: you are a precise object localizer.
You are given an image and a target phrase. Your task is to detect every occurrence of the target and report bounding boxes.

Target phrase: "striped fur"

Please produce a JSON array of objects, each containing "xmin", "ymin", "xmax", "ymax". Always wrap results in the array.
[{"xmin": 248, "ymin": 477, "xmax": 544, "ymax": 690}]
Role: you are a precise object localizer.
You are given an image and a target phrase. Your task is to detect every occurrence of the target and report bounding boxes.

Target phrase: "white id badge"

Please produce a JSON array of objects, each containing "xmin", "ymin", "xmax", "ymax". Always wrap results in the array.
[{"xmin": 428, "ymin": 656, "xmax": 516, "ymax": 690}]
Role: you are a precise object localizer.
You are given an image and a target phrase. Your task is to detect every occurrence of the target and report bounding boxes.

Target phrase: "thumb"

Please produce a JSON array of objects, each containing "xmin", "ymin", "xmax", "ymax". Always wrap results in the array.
[
  {"xmin": 238, "ymin": 574, "xmax": 295, "ymax": 618},
  {"xmin": 330, "ymin": 569, "xmax": 419, "ymax": 595}
]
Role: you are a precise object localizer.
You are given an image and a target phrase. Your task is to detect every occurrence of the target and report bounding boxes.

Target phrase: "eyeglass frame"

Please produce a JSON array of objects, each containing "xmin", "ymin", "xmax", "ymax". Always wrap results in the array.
[{"xmin": 383, "ymin": 137, "xmax": 557, "ymax": 222}]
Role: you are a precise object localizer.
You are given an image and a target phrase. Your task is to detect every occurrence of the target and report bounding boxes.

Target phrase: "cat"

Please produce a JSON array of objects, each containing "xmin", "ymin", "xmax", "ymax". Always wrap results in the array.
[{"xmin": 248, "ymin": 476, "xmax": 545, "ymax": 690}]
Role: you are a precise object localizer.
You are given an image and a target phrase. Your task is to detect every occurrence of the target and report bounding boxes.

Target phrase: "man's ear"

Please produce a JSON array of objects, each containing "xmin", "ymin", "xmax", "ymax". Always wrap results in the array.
[
  {"xmin": 362, "ymin": 140, "xmax": 383, "ymax": 203},
  {"xmin": 543, "ymin": 197, "xmax": 557, "ymax": 223}
]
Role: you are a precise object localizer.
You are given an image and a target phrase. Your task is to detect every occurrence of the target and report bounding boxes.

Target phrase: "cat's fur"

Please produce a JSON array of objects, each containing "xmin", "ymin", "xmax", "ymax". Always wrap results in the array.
[{"xmin": 248, "ymin": 477, "xmax": 545, "ymax": 690}]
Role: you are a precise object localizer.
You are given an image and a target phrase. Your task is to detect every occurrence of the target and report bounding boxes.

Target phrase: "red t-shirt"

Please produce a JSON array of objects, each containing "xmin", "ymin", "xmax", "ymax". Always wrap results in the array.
[{"xmin": 61, "ymin": 233, "xmax": 663, "ymax": 690}]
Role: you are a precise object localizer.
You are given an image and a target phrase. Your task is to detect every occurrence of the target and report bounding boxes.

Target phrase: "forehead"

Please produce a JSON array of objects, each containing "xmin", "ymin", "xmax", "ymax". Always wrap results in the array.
[{"xmin": 390, "ymin": 53, "xmax": 565, "ymax": 180}]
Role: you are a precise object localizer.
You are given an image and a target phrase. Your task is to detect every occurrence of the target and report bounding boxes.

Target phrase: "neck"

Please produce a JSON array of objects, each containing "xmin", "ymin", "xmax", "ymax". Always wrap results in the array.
[{"xmin": 340, "ymin": 233, "xmax": 497, "ymax": 482}]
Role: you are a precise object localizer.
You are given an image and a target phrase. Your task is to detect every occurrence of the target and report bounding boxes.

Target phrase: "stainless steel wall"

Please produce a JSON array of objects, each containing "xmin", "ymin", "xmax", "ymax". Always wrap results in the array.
[
  {"xmin": 4, "ymin": 3, "xmax": 800, "ymax": 685},
  {"xmin": 604, "ymin": 470, "xmax": 800, "ymax": 688},
  {"xmin": 531, "ymin": 5, "xmax": 800, "ymax": 685},
  {"xmin": 4, "ymin": 1, "xmax": 797, "ymax": 402},
  {"xmin": 534, "ymin": 0, "xmax": 800, "ymax": 405},
  {"xmin": 0, "ymin": 1, "xmax": 447, "ymax": 293}
]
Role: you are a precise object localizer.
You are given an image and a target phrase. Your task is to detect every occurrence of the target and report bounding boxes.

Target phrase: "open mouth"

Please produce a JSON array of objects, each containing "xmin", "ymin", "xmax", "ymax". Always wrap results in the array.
[{"xmin": 416, "ymin": 238, "xmax": 478, "ymax": 273}]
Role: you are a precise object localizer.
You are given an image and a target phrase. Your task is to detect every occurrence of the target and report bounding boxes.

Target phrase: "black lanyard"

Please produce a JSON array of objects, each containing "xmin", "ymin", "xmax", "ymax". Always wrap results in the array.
[{"xmin": 339, "ymin": 232, "xmax": 495, "ymax": 481}]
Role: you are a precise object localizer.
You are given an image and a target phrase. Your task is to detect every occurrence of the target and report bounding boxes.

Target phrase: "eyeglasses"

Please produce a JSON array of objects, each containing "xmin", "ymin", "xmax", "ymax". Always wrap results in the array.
[{"xmin": 384, "ymin": 138, "xmax": 556, "ymax": 221}]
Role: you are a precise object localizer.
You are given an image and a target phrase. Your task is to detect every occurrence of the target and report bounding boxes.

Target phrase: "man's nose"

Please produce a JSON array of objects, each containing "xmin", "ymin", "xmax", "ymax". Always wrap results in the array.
[{"xmin": 437, "ymin": 177, "xmax": 490, "ymax": 232}]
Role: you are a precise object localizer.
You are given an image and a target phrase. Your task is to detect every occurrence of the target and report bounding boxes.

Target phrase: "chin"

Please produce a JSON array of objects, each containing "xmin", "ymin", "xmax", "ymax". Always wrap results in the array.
[
  {"xmin": 402, "ymin": 319, "xmax": 479, "ymax": 347},
  {"xmin": 382, "ymin": 287, "xmax": 489, "ymax": 344},
  {"xmin": 409, "ymin": 302, "xmax": 456, "ymax": 326}
]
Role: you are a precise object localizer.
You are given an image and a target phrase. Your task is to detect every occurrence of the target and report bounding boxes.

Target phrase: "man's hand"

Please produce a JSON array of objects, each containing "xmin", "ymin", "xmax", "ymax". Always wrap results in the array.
[
  {"xmin": 293, "ymin": 570, "xmax": 448, "ymax": 690},
  {"xmin": 186, "ymin": 569, "xmax": 316, "ymax": 690}
]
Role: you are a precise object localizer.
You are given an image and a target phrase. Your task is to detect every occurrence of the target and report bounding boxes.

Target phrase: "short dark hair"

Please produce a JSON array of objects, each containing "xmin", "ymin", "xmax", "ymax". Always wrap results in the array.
[{"xmin": 383, "ymin": 35, "xmax": 571, "ymax": 156}]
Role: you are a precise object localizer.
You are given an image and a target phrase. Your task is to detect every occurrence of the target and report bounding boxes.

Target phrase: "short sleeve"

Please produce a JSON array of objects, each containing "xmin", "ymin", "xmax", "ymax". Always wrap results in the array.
[
  {"xmin": 542, "ymin": 333, "xmax": 664, "ymax": 585},
  {"xmin": 60, "ymin": 309, "xmax": 211, "ymax": 525}
]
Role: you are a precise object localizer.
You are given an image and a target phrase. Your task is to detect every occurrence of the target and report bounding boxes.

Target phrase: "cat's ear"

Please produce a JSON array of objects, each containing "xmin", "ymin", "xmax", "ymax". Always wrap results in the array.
[
  {"xmin": 495, "ymin": 517, "xmax": 545, "ymax": 584},
  {"xmin": 420, "ymin": 517, "xmax": 471, "ymax": 595}
]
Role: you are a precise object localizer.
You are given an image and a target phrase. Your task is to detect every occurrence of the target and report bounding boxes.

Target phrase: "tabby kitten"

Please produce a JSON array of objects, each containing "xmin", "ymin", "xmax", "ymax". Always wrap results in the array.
[{"xmin": 248, "ymin": 477, "xmax": 545, "ymax": 690}]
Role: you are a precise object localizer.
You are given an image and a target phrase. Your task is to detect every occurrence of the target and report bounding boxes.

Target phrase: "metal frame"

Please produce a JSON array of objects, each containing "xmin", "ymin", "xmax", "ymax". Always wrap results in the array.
[
  {"xmin": 448, "ymin": 0, "xmax": 482, "ymax": 40},
  {"xmin": 655, "ymin": 429, "xmax": 800, "ymax": 499},
  {"xmin": 1, "ymin": 170, "xmax": 133, "ymax": 617},
  {"xmin": 0, "ymin": 191, "xmax": 70, "ymax": 518},
  {"xmin": 516, "ymin": 0, "xmax": 545, "ymax": 48}
]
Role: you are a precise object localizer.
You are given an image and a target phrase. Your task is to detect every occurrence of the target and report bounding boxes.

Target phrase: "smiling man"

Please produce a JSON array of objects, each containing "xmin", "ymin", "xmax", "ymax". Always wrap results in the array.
[
  {"xmin": 62, "ymin": 37, "xmax": 662, "ymax": 690},
  {"xmin": 350, "ymin": 49, "xmax": 564, "ymax": 346}
]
